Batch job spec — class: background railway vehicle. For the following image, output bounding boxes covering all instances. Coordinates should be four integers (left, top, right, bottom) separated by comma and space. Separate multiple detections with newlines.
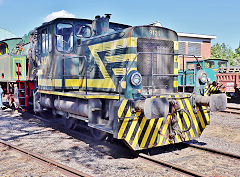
0, 14, 227, 150
178, 58, 228, 94
216, 66, 240, 100
0, 34, 37, 109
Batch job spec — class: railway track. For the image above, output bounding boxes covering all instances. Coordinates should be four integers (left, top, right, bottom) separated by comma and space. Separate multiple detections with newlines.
184, 143, 240, 159
222, 106, 240, 114
19, 111, 208, 176
0, 140, 92, 177
138, 153, 206, 177
2, 108, 240, 176
138, 142, 240, 177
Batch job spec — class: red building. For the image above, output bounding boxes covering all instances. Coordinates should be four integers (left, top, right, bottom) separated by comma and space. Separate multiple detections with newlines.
177, 32, 216, 70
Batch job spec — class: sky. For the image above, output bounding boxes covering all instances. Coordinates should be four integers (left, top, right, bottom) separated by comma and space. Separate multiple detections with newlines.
0, 0, 239, 49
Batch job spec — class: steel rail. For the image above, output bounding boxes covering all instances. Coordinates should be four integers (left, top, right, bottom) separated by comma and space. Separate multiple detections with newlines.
222, 106, 240, 114
138, 153, 207, 177
0, 140, 92, 177
226, 106, 240, 110
184, 143, 240, 159
29, 112, 207, 177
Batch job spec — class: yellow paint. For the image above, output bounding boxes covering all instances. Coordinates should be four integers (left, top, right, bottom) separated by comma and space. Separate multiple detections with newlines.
118, 106, 132, 139
53, 79, 62, 87
174, 41, 179, 50
13, 58, 25, 79
88, 45, 115, 89
112, 67, 137, 76
196, 106, 206, 129
183, 96, 201, 136
174, 80, 178, 87
202, 106, 210, 124
174, 68, 178, 75
65, 79, 114, 89
118, 99, 128, 118
148, 118, 164, 148
175, 95, 195, 138
37, 69, 43, 76
157, 115, 170, 146
105, 54, 136, 63
125, 112, 141, 142
87, 37, 137, 90
38, 79, 52, 86
38, 90, 119, 99
174, 95, 190, 140
131, 117, 147, 149
140, 119, 155, 148
176, 111, 189, 141
120, 81, 126, 89
174, 56, 178, 62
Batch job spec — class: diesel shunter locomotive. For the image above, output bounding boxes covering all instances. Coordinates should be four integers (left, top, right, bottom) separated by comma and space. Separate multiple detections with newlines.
0, 14, 227, 150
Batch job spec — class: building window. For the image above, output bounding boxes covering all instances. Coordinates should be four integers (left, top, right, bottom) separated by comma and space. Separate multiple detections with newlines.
188, 42, 201, 56
178, 42, 186, 55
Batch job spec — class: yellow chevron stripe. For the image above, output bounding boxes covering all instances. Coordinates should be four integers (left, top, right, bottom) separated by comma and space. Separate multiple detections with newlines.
202, 106, 210, 124
183, 97, 201, 136
105, 54, 136, 63
175, 95, 194, 138
174, 134, 181, 143
118, 99, 128, 118
140, 119, 155, 148
157, 115, 170, 146
125, 112, 141, 142
148, 118, 164, 148
165, 138, 170, 145
132, 117, 147, 149
196, 107, 206, 129
102, 37, 137, 51
118, 106, 132, 139
112, 67, 137, 76
176, 111, 189, 141
183, 97, 196, 137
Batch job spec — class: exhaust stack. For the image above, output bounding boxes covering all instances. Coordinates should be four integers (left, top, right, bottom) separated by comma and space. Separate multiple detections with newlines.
92, 14, 111, 36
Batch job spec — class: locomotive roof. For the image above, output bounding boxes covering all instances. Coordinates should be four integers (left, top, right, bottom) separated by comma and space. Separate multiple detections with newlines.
37, 17, 131, 30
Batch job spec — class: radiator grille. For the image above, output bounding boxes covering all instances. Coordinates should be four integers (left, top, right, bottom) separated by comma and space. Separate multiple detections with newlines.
137, 38, 174, 95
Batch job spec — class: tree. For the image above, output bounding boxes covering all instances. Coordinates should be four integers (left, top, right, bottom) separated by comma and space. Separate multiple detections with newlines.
210, 43, 240, 66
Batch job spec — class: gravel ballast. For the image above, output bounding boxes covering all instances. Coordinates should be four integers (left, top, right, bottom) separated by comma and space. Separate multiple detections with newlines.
0, 107, 239, 176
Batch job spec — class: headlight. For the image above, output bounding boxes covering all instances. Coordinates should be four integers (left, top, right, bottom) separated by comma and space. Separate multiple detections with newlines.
130, 72, 142, 86
199, 72, 208, 84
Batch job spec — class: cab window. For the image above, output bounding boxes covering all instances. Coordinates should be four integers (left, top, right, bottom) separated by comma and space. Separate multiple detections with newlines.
75, 24, 92, 38
204, 61, 215, 68
56, 23, 73, 52
0, 43, 7, 55
218, 61, 227, 67
41, 28, 50, 54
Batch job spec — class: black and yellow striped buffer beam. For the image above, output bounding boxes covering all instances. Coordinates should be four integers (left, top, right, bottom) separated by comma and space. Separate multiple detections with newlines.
115, 94, 210, 150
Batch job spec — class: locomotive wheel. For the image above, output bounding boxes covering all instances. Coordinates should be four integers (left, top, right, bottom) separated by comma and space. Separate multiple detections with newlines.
64, 117, 77, 130
90, 128, 107, 141
39, 110, 53, 119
